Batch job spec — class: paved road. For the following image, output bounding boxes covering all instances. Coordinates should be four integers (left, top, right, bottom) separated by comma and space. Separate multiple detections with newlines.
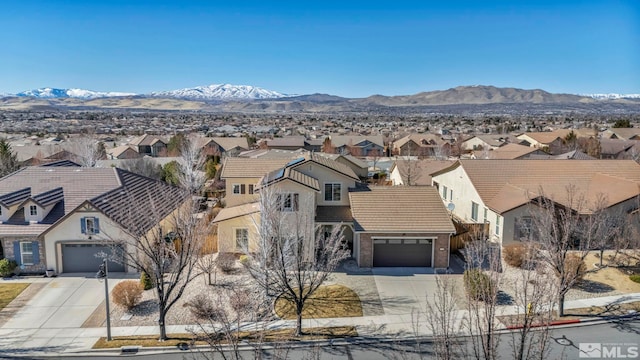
37, 318, 640, 360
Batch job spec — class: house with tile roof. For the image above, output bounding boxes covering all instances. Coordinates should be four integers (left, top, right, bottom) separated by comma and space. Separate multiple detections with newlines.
461, 134, 519, 152
129, 134, 167, 157
107, 145, 141, 160
392, 134, 451, 157
329, 135, 385, 157
602, 128, 640, 141
196, 137, 249, 157
389, 160, 455, 186
431, 159, 640, 246
215, 154, 455, 268
0, 165, 186, 274
350, 187, 455, 267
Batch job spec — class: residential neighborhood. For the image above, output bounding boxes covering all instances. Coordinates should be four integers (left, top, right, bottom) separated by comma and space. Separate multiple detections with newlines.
1, 123, 640, 358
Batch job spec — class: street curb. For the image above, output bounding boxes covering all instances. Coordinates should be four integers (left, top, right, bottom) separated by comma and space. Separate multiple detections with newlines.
504, 312, 639, 330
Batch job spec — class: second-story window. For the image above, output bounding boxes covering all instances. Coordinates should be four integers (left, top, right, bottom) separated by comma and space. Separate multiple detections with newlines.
248, 184, 254, 194
277, 193, 299, 212
442, 185, 448, 200
29, 205, 37, 216
324, 183, 341, 201
232, 184, 246, 195
471, 202, 479, 222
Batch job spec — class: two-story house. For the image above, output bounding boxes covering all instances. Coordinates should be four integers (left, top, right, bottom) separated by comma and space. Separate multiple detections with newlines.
215, 153, 456, 269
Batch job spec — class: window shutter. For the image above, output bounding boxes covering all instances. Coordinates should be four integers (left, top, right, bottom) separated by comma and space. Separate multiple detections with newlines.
94, 217, 100, 234
32, 241, 40, 264
80, 217, 86, 234
241, 184, 246, 194
13, 242, 21, 265
293, 194, 299, 211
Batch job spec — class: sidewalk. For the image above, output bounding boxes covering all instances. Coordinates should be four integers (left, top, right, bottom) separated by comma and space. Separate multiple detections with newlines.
1, 292, 638, 356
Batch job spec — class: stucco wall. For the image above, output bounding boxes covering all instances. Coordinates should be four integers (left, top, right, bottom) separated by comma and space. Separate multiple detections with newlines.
44, 210, 137, 273
224, 177, 261, 207
292, 162, 356, 206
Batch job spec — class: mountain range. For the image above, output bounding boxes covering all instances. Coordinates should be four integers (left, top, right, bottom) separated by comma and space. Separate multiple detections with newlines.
1, 84, 639, 113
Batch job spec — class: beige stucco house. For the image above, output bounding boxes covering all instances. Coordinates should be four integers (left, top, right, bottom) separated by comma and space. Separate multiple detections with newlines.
0, 164, 186, 274
215, 153, 456, 268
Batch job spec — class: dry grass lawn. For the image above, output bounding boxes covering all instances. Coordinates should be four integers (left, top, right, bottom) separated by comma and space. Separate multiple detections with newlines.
0, 283, 30, 310
274, 285, 363, 320
583, 252, 640, 293
92, 326, 357, 349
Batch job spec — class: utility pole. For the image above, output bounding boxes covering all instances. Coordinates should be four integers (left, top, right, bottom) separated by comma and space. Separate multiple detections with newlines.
97, 259, 112, 341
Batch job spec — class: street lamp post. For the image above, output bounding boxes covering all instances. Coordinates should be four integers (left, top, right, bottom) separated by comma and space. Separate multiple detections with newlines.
96, 259, 112, 341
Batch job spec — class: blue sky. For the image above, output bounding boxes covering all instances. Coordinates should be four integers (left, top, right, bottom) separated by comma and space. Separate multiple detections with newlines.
0, 0, 638, 97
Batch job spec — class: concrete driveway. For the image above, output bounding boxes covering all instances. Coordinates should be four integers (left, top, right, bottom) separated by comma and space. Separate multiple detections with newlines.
0, 274, 126, 354
372, 256, 465, 316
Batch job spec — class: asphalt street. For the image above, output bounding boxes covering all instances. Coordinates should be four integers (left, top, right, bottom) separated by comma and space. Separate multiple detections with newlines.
24, 317, 640, 360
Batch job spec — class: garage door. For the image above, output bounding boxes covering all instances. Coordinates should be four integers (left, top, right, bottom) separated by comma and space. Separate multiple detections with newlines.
373, 239, 432, 267
62, 244, 125, 273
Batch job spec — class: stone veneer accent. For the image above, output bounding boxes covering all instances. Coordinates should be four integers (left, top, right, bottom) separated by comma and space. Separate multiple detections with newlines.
1, 237, 46, 274
358, 232, 451, 268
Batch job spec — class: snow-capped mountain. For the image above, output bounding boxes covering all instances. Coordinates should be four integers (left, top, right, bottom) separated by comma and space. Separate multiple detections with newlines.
15, 87, 135, 99
583, 93, 640, 100
150, 83, 287, 100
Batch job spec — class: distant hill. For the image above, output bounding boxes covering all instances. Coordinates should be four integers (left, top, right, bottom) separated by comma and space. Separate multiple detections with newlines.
1, 84, 639, 113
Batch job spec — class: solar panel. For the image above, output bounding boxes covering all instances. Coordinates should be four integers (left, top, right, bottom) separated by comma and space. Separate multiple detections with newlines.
285, 157, 305, 167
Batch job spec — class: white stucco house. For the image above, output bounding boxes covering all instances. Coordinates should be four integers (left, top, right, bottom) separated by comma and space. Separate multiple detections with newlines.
431, 159, 640, 246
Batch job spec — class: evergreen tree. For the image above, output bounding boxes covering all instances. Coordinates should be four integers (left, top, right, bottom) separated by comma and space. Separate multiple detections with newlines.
0, 138, 20, 177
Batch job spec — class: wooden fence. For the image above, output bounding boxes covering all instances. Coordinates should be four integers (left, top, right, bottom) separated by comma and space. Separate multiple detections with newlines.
450, 218, 489, 252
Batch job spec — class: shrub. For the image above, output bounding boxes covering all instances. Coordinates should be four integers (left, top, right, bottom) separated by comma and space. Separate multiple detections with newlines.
140, 272, 153, 290
503, 243, 538, 269
557, 254, 587, 284
216, 253, 236, 274
0, 259, 17, 277
185, 293, 221, 320
112, 281, 143, 310
629, 274, 640, 284
464, 269, 495, 302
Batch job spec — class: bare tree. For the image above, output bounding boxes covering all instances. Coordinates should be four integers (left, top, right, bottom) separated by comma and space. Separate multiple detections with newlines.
506, 251, 556, 360
187, 286, 267, 360
433, 143, 451, 161
178, 135, 206, 194
424, 275, 464, 360
243, 186, 350, 336
118, 157, 163, 180
396, 141, 423, 186
74, 131, 104, 167
462, 238, 503, 360
528, 185, 597, 316
105, 191, 206, 340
